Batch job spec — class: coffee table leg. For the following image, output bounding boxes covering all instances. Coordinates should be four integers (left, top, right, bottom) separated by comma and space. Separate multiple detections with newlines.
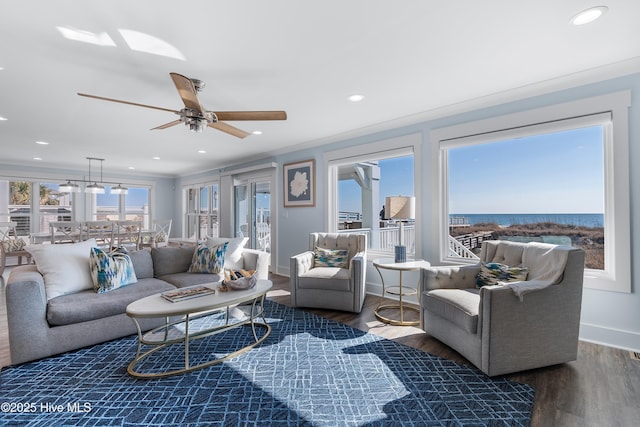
184, 314, 190, 370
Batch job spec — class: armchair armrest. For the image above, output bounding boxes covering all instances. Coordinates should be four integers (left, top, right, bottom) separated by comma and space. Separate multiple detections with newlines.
478, 277, 582, 375
290, 251, 315, 276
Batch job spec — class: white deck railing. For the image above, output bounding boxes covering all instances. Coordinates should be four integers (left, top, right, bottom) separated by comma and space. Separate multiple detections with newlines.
449, 235, 480, 260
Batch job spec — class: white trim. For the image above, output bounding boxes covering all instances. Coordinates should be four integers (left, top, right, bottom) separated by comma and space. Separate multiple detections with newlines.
431, 91, 631, 293
580, 322, 640, 352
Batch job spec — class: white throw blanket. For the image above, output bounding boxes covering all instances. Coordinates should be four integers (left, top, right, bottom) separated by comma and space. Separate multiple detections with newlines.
508, 242, 569, 301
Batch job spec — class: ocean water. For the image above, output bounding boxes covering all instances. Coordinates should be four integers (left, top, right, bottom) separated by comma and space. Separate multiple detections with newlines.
451, 213, 604, 228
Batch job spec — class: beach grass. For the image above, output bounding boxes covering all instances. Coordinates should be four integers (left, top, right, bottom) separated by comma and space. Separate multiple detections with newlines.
450, 222, 604, 270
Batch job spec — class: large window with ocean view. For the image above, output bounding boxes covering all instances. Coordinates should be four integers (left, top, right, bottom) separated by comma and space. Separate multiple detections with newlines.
447, 126, 605, 270
433, 91, 631, 293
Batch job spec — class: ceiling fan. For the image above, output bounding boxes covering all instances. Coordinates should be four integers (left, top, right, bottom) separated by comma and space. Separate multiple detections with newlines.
78, 72, 287, 138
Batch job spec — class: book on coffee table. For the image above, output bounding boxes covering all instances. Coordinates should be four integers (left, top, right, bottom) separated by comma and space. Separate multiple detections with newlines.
161, 285, 215, 303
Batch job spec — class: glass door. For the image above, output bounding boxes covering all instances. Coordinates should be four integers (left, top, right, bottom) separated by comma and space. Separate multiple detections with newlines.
234, 180, 271, 253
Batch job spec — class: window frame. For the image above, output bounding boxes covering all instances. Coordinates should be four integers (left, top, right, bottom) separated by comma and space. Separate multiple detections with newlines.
324, 132, 422, 258
431, 91, 631, 293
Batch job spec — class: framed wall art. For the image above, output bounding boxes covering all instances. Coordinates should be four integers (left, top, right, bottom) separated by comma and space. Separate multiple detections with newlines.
283, 159, 315, 207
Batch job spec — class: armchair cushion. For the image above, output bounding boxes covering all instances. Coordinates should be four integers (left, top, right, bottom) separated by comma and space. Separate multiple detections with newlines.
298, 267, 351, 291
313, 247, 349, 268
423, 288, 480, 333
475, 262, 529, 288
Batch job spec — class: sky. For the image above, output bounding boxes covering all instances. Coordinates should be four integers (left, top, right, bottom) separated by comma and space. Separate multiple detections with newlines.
338, 125, 604, 215
447, 125, 604, 214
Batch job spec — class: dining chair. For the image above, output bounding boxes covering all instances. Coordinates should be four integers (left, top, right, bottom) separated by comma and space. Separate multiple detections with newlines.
82, 221, 114, 250
112, 220, 142, 251
49, 221, 83, 244
0, 221, 31, 276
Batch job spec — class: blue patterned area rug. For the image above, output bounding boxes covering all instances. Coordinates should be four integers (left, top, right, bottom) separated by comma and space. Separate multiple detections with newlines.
0, 301, 534, 426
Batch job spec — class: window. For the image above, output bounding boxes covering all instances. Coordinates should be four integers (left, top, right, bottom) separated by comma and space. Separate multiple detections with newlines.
432, 91, 631, 292
326, 133, 420, 256
92, 186, 150, 226
184, 183, 219, 240
447, 124, 605, 269
1, 180, 71, 237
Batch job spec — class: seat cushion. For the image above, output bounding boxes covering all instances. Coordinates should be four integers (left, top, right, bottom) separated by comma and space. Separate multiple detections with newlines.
47, 278, 175, 326
423, 288, 480, 334
158, 272, 222, 288
298, 267, 351, 291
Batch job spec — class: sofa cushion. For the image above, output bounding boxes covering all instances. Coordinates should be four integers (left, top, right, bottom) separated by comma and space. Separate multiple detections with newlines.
26, 238, 97, 300
128, 248, 154, 279
298, 267, 351, 291
188, 243, 227, 274
206, 236, 248, 270
90, 247, 138, 293
46, 278, 175, 326
151, 246, 195, 277
423, 288, 480, 334
157, 272, 223, 288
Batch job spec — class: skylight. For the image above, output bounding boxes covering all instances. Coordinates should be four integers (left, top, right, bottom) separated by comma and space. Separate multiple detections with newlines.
56, 26, 116, 46
119, 29, 186, 61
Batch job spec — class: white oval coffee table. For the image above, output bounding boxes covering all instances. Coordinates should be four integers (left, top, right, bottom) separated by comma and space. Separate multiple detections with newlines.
126, 279, 272, 378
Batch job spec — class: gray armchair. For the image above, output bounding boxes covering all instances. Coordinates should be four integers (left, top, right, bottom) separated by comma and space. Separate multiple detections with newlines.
421, 240, 585, 376
290, 232, 367, 313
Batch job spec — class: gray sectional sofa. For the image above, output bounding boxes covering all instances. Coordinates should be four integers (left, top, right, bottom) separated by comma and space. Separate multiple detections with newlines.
5, 245, 269, 365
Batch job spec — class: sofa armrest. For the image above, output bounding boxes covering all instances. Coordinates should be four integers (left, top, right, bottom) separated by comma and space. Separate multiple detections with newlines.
5, 265, 51, 363
241, 248, 270, 280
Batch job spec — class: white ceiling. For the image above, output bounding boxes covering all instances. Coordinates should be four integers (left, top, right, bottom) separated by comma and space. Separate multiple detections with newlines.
1, 1, 639, 178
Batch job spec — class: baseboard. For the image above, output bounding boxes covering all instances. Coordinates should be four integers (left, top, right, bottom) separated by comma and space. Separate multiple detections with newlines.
579, 322, 640, 353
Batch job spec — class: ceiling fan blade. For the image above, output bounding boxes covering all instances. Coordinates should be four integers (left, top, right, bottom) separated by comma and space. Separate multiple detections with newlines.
214, 111, 287, 121
151, 120, 182, 130
77, 93, 178, 113
209, 121, 250, 138
169, 72, 203, 114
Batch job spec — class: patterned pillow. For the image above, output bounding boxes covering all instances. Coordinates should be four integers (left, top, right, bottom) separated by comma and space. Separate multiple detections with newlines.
188, 243, 228, 274
314, 247, 349, 268
1, 237, 26, 253
476, 262, 529, 288
90, 247, 138, 293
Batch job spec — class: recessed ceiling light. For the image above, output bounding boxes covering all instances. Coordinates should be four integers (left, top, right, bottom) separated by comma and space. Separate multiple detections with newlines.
128, 166, 135, 170
33, 157, 43, 161
252, 130, 263, 135
570, 6, 608, 25
35, 141, 49, 145
152, 156, 160, 160
348, 94, 365, 102
197, 150, 207, 154
0, 116, 7, 121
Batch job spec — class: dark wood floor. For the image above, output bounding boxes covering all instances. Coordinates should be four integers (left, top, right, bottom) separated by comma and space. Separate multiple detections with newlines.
2, 270, 639, 426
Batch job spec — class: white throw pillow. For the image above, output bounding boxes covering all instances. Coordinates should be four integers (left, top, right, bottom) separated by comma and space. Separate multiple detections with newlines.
205, 236, 248, 271
26, 238, 97, 300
